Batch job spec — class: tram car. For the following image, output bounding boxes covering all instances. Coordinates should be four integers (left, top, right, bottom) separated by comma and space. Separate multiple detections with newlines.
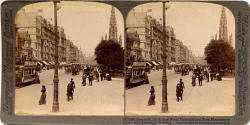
16, 61, 40, 87
126, 62, 149, 88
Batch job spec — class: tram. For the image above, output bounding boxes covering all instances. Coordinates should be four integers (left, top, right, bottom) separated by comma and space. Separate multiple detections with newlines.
16, 61, 40, 87
126, 62, 149, 88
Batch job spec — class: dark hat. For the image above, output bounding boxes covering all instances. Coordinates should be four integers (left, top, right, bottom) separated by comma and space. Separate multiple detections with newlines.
180, 78, 182, 80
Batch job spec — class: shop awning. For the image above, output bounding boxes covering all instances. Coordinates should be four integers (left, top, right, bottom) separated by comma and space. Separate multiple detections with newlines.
156, 61, 162, 65
151, 61, 159, 66
37, 61, 43, 66
146, 62, 152, 67
42, 61, 50, 66
50, 62, 55, 65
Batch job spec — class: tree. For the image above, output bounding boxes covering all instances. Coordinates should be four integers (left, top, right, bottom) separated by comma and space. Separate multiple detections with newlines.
204, 39, 235, 71
95, 40, 124, 71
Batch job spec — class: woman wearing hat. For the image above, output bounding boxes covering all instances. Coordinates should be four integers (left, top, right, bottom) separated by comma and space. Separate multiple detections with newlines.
39, 85, 46, 105
148, 86, 156, 106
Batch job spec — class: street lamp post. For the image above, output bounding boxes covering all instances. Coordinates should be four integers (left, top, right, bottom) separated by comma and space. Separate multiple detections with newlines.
161, 2, 169, 113
52, 1, 60, 112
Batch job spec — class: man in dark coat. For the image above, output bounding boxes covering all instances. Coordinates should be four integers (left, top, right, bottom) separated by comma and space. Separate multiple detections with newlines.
106, 73, 112, 81
82, 74, 87, 86
206, 71, 210, 82
67, 82, 73, 101
179, 79, 185, 95
210, 70, 214, 81
192, 74, 196, 86
95, 71, 99, 82
100, 72, 103, 81
88, 74, 93, 86
69, 78, 75, 100
176, 83, 183, 102
198, 74, 203, 86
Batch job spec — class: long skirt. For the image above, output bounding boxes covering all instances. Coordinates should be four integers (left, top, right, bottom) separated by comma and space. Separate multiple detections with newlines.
148, 93, 155, 106
192, 79, 196, 86
39, 92, 46, 105
176, 91, 182, 101
82, 79, 86, 86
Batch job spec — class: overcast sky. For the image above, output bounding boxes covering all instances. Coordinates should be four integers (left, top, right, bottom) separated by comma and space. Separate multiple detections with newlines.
21, 2, 124, 57
133, 2, 235, 57
19, 2, 235, 57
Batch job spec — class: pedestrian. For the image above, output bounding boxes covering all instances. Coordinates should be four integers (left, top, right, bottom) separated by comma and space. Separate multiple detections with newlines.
216, 72, 222, 81
67, 82, 73, 101
88, 74, 93, 86
210, 70, 214, 81
198, 74, 203, 86
106, 72, 112, 81
100, 72, 103, 81
179, 79, 185, 95
148, 86, 155, 106
191, 74, 196, 86
206, 71, 210, 82
39, 85, 46, 105
176, 83, 183, 102
82, 74, 87, 86
70, 78, 75, 99
95, 71, 99, 82
103, 71, 106, 80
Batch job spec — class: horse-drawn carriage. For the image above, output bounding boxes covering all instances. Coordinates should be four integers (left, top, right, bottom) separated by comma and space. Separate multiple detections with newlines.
71, 63, 80, 75
180, 63, 191, 76
174, 64, 182, 74
64, 64, 72, 73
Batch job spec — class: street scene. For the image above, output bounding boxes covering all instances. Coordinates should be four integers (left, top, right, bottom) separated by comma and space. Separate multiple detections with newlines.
125, 2, 235, 116
15, 2, 124, 115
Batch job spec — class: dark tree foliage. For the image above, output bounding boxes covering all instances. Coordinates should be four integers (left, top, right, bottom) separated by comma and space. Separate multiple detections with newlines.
204, 39, 235, 70
95, 40, 124, 71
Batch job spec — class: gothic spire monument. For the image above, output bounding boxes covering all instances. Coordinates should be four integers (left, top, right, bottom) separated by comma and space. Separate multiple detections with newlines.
219, 7, 228, 42
109, 6, 118, 42
100, 6, 122, 47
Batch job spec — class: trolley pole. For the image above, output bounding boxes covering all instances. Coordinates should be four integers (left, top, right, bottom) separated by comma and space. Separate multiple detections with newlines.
161, 1, 169, 113
52, 1, 60, 112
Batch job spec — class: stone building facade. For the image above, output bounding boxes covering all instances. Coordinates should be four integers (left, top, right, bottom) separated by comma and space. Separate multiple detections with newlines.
15, 8, 84, 64
126, 10, 179, 64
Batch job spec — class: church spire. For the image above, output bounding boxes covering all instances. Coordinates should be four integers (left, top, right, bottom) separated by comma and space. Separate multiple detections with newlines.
109, 6, 118, 42
219, 7, 228, 42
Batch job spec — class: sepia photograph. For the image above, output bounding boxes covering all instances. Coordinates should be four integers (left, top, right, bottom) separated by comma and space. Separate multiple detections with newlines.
125, 2, 235, 116
15, 1, 124, 115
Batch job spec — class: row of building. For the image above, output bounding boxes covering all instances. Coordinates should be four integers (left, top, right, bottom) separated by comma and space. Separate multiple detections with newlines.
15, 8, 84, 65
126, 9, 196, 65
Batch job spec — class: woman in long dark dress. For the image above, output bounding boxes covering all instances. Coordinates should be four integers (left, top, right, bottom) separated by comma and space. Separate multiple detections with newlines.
148, 86, 155, 106
39, 85, 46, 105
82, 74, 87, 86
